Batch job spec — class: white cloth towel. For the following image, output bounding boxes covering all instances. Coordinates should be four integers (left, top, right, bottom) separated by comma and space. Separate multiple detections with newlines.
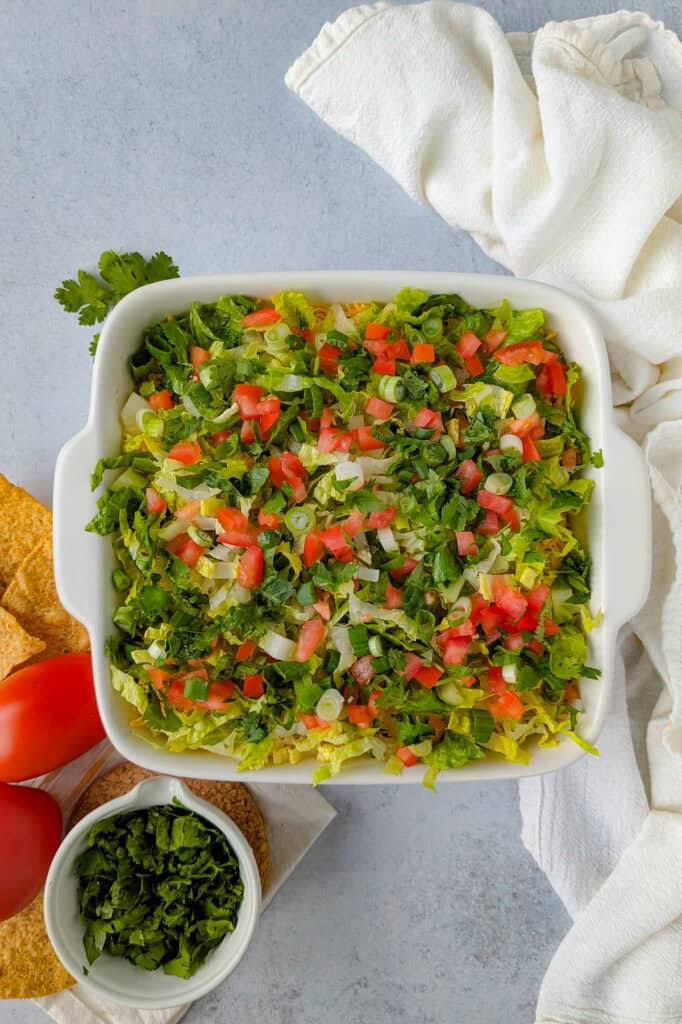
31, 743, 336, 1024
286, 5, 682, 1022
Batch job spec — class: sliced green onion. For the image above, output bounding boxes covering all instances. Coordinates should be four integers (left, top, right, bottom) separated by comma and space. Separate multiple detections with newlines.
378, 376, 405, 402
512, 394, 536, 419
316, 688, 344, 722
265, 323, 292, 344
450, 596, 472, 624
436, 681, 462, 706
187, 524, 214, 547
285, 506, 315, 535
429, 364, 457, 393
421, 316, 443, 340
500, 433, 523, 454
368, 635, 383, 657
409, 739, 432, 758
484, 472, 512, 495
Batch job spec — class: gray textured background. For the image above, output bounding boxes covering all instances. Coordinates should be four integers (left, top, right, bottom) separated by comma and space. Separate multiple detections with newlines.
1, 2, 678, 1022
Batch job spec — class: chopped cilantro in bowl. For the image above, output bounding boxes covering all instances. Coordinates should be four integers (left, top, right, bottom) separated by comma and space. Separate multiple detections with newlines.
87, 287, 601, 787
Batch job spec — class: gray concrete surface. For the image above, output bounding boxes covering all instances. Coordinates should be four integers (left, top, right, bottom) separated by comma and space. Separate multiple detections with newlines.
2, 2, 679, 1021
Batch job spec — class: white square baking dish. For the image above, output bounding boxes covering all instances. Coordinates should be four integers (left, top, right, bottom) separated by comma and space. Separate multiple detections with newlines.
53, 272, 651, 784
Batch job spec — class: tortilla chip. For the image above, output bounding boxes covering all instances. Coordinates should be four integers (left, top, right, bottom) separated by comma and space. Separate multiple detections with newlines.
0, 892, 74, 998
0, 606, 46, 680
0, 475, 51, 595
70, 764, 269, 888
1, 537, 89, 658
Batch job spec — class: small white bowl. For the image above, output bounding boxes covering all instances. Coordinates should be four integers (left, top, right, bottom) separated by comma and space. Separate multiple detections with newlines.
44, 775, 261, 1010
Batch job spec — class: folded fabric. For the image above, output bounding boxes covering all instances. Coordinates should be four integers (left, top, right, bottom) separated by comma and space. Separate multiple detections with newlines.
286, 5, 682, 1022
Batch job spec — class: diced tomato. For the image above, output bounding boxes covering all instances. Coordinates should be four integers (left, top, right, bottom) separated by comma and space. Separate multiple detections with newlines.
303, 531, 324, 567
389, 557, 419, 578
190, 345, 210, 369
411, 343, 435, 364
509, 411, 542, 437
483, 329, 507, 352
233, 383, 264, 419
501, 506, 521, 531
145, 487, 166, 515
211, 430, 231, 446
384, 583, 403, 609
168, 440, 201, 465
372, 356, 396, 375
236, 640, 257, 662
258, 508, 279, 530
415, 665, 443, 689
300, 713, 330, 731
464, 354, 484, 377
218, 527, 260, 547
479, 605, 505, 637
242, 307, 280, 328
176, 499, 200, 522
240, 420, 256, 444
456, 531, 477, 556
318, 343, 341, 375
529, 638, 545, 657
167, 679, 198, 713
413, 408, 443, 435
456, 331, 481, 358
350, 655, 375, 685
492, 577, 528, 620
516, 611, 539, 632
364, 338, 390, 358
543, 619, 560, 636
268, 455, 285, 487
238, 545, 264, 589
486, 666, 506, 694
295, 618, 326, 662
318, 427, 344, 453
468, 593, 489, 624
367, 690, 382, 717
385, 339, 411, 361
489, 691, 524, 720
367, 507, 396, 530
495, 341, 557, 366
442, 637, 470, 665
477, 509, 499, 535
522, 435, 541, 463
255, 396, 281, 435
549, 361, 567, 396
477, 489, 513, 515
217, 507, 248, 531
456, 459, 483, 494
365, 322, 390, 341
147, 667, 171, 689
243, 673, 264, 698
536, 365, 552, 395
562, 447, 577, 470
355, 425, 386, 451
167, 534, 203, 568
149, 389, 174, 410
440, 618, 476, 640
196, 680, 235, 711
527, 584, 550, 611
347, 704, 372, 728
396, 746, 419, 767
313, 600, 331, 621
564, 682, 581, 701
344, 507, 365, 538
320, 407, 334, 430
320, 525, 352, 561
504, 632, 524, 652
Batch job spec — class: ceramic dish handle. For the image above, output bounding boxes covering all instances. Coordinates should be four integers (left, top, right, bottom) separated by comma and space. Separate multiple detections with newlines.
603, 426, 652, 626
53, 427, 99, 630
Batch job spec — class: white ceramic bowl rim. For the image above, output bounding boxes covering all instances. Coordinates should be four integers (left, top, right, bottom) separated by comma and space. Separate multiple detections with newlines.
44, 775, 261, 1010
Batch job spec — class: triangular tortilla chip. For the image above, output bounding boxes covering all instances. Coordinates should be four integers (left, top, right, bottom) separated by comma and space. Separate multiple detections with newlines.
0, 606, 45, 680
0, 475, 51, 594
1, 537, 89, 657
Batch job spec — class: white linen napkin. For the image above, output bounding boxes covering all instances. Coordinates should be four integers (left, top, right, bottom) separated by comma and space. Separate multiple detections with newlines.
286, 5, 682, 1021
31, 742, 336, 1024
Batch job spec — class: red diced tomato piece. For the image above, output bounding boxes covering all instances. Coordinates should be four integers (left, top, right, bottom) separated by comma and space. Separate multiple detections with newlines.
211, 430, 231, 445
145, 487, 166, 515
344, 507, 365, 538
233, 383, 264, 418
529, 638, 545, 657
258, 508, 279, 530
456, 531, 477, 556
355, 426, 386, 451
527, 584, 550, 611
268, 456, 285, 487
468, 593, 489, 624
549, 361, 567, 396
372, 356, 396, 375
504, 632, 524, 651
564, 682, 581, 701
218, 527, 260, 547
281, 452, 305, 481
196, 680, 235, 710
456, 331, 481, 358
242, 307, 281, 328
443, 637, 470, 665
516, 611, 540, 632
494, 341, 556, 366
368, 690, 382, 717
477, 489, 513, 515
366, 507, 396, 530
509, 411, 542, 437
396, 746, 419, 767
402, 653, 424, 681
303, 531, 325, 567
149, 389, 174, 410
300, 713, 330, 730
175, 499, 200, 522
255, 396, 281, 434
295, 618, 326, 662
167, 679, 198, 712
492, 577, 528, 620
243, 673, 264, 698
385, 339, 411, 361
318, 344, 341, 375
489, 691, 524, 720
320, 525, 352, 560
350, 655, 375, 685
543, 619, 560, 636
486, 666, 506, 693
456, 459, 483, 494
216, 507, 248, 531
147, 666, 171, 689
167, 534, 203, 568
389, 557, 420, 578
384, 583, 403, 609
190, 345, 210, 369
479, 606, 505, 637
522, 435, 541, 463
347, 704, 372, 728
501, 506, 521, 531
365, 396, 394, 420
320, 407, 334, 430
477, 509, 499, 535
236, 640, 257, 662
464, 354, 484, 377
313, 600, 331, 621
365, 322, 390, 341
240, 420, 256, 443
168, 441, 201, 465
483, 329, 507, 352
413, 408, 444, 436
411, 343, 435, 364
415, 665, 443, 689
238, 545, 264, 589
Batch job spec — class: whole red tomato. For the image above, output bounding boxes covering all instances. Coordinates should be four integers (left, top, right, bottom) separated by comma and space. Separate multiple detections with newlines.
0, 783, 62, 920
0, 652, 105, 782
